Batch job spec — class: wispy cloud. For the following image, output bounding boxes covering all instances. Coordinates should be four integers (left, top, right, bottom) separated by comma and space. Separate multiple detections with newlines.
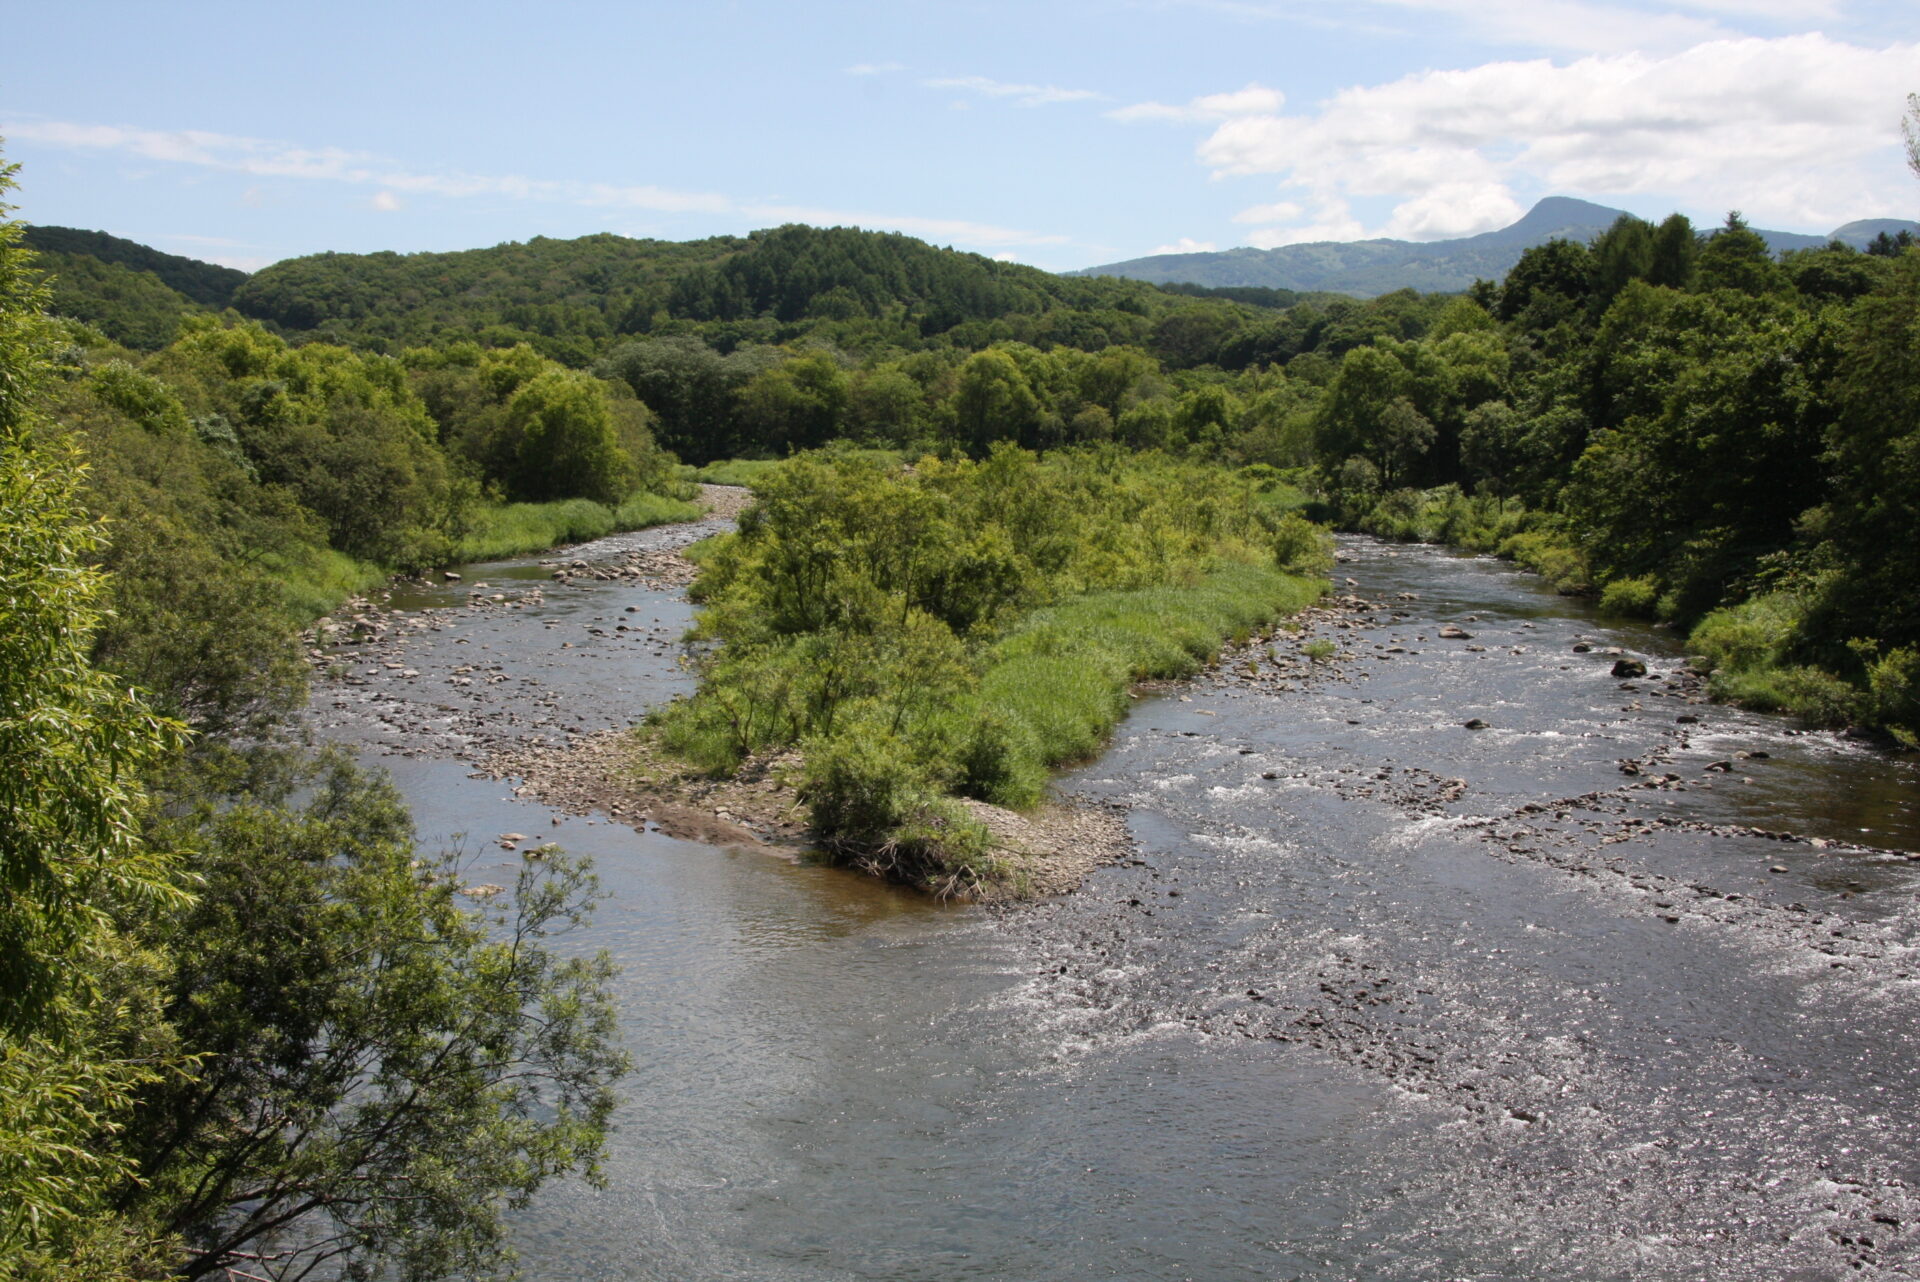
1, 116, 1069, 249
1110, 84, 1284, 124
924, 75, 1104, 106
1139, 0, 1844, 55
845, 61, 905, 76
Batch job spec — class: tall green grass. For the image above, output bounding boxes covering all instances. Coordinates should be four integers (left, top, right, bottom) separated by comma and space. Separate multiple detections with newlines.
269, 546, 390, 623
455, 489, 702, 562
686, 450, 906, 489
953, 564, 1324, 806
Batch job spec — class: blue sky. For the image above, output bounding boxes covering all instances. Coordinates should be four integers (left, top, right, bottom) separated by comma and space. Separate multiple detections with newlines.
5, 0, 1918, 273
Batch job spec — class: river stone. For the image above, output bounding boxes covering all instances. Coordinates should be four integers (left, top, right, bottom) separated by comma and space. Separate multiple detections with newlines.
1463, 718, 1489, 729
1611, 658, 1648, 678
1439, 625, 1473, 639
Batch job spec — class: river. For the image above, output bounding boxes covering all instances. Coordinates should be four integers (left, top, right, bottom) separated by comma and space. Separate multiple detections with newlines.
308, 522, 1920, 1281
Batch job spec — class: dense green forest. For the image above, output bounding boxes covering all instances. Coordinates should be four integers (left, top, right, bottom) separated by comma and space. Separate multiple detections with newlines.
22, 181, 1920, 753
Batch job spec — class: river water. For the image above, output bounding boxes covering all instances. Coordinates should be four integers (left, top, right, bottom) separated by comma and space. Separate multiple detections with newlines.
309, 526, 1920, 1281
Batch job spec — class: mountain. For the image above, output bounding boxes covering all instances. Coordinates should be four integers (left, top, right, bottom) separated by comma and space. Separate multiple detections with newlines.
1073, 198, 1920, 296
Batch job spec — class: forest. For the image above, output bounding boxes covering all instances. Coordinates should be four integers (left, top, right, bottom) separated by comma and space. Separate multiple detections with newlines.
4, 119, 1919, 1277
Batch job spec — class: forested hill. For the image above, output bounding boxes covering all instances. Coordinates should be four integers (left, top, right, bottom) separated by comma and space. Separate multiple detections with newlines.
230, 231, 743, 361
23, 224, 247, 305
23, 224, 252, 348
33, 220, 1318, 366
1074, 196, 1920, 295
227, 223, 1238, 361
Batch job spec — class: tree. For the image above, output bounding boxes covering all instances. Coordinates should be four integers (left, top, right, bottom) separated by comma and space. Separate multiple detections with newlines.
129, 758, 628, 1282
950, 348, 1042, 455
498, 368, 632, 503
1694, 212, 1785, 296
0, 141, 189, 1280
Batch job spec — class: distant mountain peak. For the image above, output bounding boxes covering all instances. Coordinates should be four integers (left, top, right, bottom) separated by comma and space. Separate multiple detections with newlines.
1071, 198, 1919, 297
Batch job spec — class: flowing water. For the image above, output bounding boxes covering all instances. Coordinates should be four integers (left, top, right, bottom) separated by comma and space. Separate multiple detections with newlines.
310, 527, 1920, 1281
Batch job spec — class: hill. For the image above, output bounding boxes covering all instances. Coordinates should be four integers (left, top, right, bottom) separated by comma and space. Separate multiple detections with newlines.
23, 225, 247, 307
221, 223, 1202, 362
1073, 197, 1920, 296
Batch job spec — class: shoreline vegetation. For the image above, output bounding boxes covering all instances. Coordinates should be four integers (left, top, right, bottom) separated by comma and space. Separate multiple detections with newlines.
1330, 483, 1919, 747
636, 447, 1330, 898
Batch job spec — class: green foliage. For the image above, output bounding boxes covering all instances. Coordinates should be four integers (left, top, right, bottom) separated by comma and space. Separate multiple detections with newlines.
497, 368, 633, 503
1598, 574, 1661, 618
655, 448, 1325, 887
29, 251, 206, 350
1862, 644, 1920, 746
455, 489, 703, 562
22, 226, 246, 309
1690, 588, 1812, 674
131, 756, 628, 1282
1271, 511, 1334, 575
4, 155, 636, 1282
0, 166, 191, 1279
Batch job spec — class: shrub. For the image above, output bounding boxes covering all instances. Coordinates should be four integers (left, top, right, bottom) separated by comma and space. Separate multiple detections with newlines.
1689, 590, 1806, 672
1598, 575, 1661, 618
1710, 664, 1861, 726
1863, 644, 1920, 746
1272, 512, 1334, 576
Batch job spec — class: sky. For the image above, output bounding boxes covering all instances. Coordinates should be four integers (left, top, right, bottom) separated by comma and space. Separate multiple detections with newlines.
4, 0, 1918, 274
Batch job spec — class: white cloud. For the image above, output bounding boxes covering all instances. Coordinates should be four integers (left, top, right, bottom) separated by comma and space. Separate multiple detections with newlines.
1231, 201, 1303, 224
1150, 237, 1219, 254
1245, 200, 1369, 247
923, 75, 1104, 107
845, 61, 905, 75
1381, 183, 1526, 239
1110, 83, 1283, 124
1, 115, 1071, 251
1195, 34, 1920, 242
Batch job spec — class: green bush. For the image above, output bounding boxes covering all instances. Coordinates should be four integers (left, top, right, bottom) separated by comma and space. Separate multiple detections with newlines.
1272, 512, 1334, 575
1863, 644, 1920, 746
652, 449, 1328, 893
1598, 574, 1661, 618
1709, 664, 1861, 726
1689, 589, 1807, 672
800, 719, 998, 896
1498, 530, 1591, 594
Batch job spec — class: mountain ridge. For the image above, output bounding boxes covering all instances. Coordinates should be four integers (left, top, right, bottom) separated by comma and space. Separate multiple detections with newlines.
1072, 198, 1920, 297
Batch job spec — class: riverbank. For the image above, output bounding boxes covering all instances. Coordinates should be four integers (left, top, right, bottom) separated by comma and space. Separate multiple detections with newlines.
478, 730, 1136, 902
